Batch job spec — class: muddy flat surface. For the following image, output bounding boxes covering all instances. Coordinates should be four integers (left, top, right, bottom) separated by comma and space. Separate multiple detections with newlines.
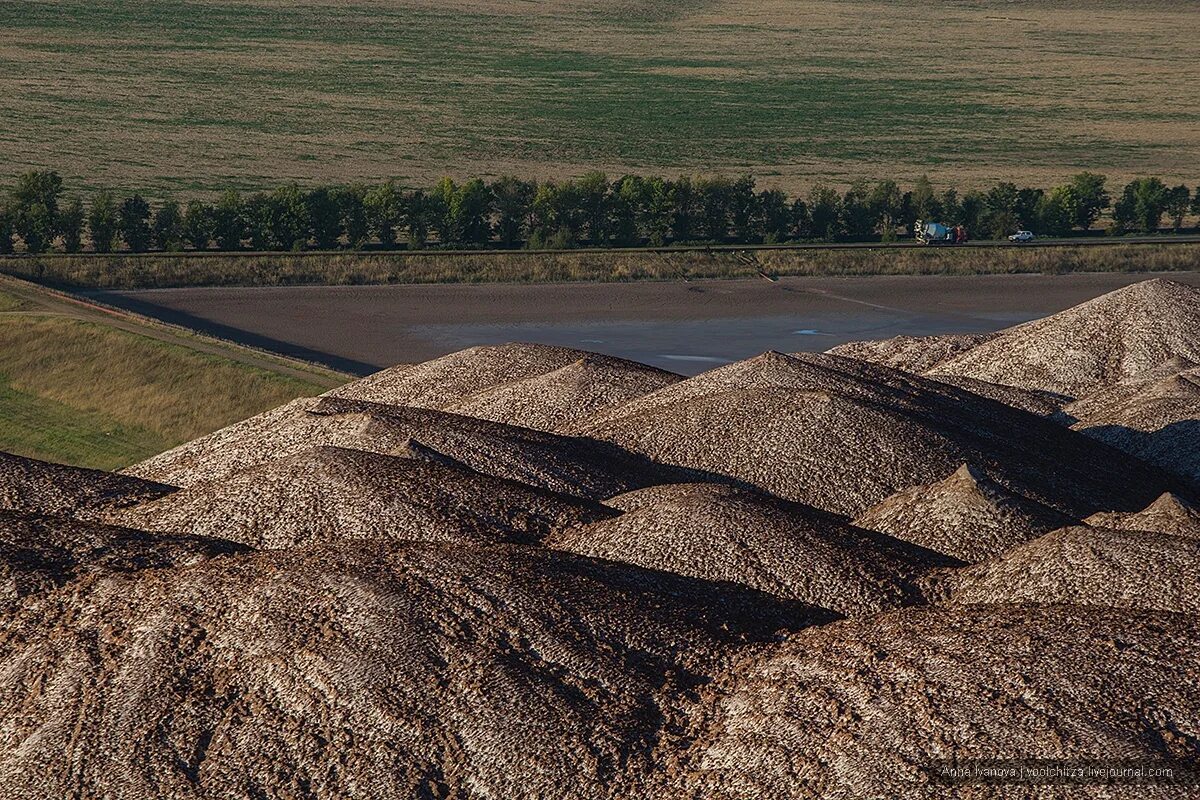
95, 272, 1200, 375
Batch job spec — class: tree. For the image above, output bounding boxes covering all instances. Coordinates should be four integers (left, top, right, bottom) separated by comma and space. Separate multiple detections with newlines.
305, 186, 342, 249
118, 195, 152, 252
696, 176, 732, 241
11, 170, 62, 253
0, 202, 14, 254
337, 185, 370, 248
1035, 186, 1076, 237
152, 200, 184, 251
728, 175, 759, 243
183, 200, 216, 250
213, 191, 245, 251
243, 193, 273, 250
57, 197, 85, 253
839, 181, 873, 240
790, 198, 812, 240
1192, 186, 1200, 222
1164, 185, 1191, 232
451, 178, 493, 246
757, 189, 790, 243
984, 182, 1019, 239
1068, 172, 1110, 230
429, 178, 456, 245
1113, 177, 1168, 233
940, 188, 961, 225
364, 181, 404, 247
809, 185, 840, 241
611, 176, 646, 247
88, 191, 119, 253
911, 174, 941, 222
270, 185, 310, 250
641, 177, 673, 246
576, 171, 611, 246
405, 189, 430, 249
1014, 187, 1044, 231
959, 190, 986, 234
868, 179, 903, 240
669, 177, 699, 243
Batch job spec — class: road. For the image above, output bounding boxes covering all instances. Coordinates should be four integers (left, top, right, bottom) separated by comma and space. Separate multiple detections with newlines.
93, 270, 1200, 376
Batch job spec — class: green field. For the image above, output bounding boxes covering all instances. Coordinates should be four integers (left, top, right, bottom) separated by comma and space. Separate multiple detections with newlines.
1, 0, 1196, 196
0, 283, 340, 470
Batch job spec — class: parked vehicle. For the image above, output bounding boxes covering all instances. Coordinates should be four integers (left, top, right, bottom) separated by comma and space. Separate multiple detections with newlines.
915, 220, 968, 245
1009, 230, 1036, 242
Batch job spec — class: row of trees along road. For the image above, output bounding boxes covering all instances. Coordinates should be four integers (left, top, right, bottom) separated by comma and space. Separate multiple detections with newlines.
1, 171, 1197, 255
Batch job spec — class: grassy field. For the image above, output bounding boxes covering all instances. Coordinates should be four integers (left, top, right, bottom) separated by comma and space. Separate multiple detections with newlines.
0, 282, 340, 470
1, 0, 1196, 196
5, 244, 1199, 291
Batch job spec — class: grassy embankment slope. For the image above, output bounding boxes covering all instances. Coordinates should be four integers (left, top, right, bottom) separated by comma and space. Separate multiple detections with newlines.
0, 278, 345, 469
1, 0, 1196, 195
3, 243, 1199, 290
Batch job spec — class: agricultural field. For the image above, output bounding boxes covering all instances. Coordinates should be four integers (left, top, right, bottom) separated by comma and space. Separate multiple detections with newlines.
1, 0, 1197, 197
0, 277, 343, 469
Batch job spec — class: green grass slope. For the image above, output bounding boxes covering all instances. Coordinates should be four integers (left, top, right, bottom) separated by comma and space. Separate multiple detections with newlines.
0, 288, 330, 470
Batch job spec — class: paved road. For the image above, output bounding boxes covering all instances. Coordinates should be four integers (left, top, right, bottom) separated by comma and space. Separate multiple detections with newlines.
94, 271, 1200, 375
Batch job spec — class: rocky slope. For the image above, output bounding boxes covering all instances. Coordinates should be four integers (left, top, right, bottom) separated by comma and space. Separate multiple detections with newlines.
0, 541, 825, 800
853, 463, 1074, 563
1085, 492, 1200, 539
547, 483, 951, 617
111, 445, 617, 549
1064, 357, 1200, 486
943, 525, 1200, 613
0, 451, 175, 517
570, 351, 1171, 517
926, 279, 1200, 396
677, 604, 1200, 800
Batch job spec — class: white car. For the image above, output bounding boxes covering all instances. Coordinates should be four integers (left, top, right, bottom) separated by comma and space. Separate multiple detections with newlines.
1008, 230, 1035, 242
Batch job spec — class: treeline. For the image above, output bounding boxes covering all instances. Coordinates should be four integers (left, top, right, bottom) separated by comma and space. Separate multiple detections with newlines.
1, 171, 1197, 255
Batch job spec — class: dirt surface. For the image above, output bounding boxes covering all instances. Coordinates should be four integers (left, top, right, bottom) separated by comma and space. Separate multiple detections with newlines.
95, 271, 1200, 375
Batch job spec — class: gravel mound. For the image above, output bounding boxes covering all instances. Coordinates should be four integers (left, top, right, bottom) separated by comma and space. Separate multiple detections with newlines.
927, 279, 1200, 396
570, 351, 1170, 517
111, 445, 617, 548
0, 541, 828, 800
1086, 492, 1200, 539
1065, 358, 1200, 486
328, 343, 680, 430
0, 451, 175, 517
127, 396, 682, 499
548, 483, 950, 617
827, 331, 996, 373
943, 525, 1200, 613
677, 604, 1200, 800
0, 510, 246, 603
444, 355, 681, 432
853, 463, 1074, 563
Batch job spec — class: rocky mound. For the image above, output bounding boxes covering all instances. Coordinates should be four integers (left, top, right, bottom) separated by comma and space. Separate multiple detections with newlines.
676, 604, 1200, 800
547, 483, 952, 617
852, 463, 1074, 563
328, 343, 680, 430
1064, 358, 1200, 486
927, 279, 1200, 396
0, 510, 246, 603
126, 396, 683, 500
443, 355, 682, 432
942, 526, 1200, 613
925, 374, 1069, 417
0, 451, 175, 517
1085, 492, 1200, 539
112, 445, 617, 548
827, 332, 996, 373
0, 541, 829, 800
570, 351, 1170, 517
